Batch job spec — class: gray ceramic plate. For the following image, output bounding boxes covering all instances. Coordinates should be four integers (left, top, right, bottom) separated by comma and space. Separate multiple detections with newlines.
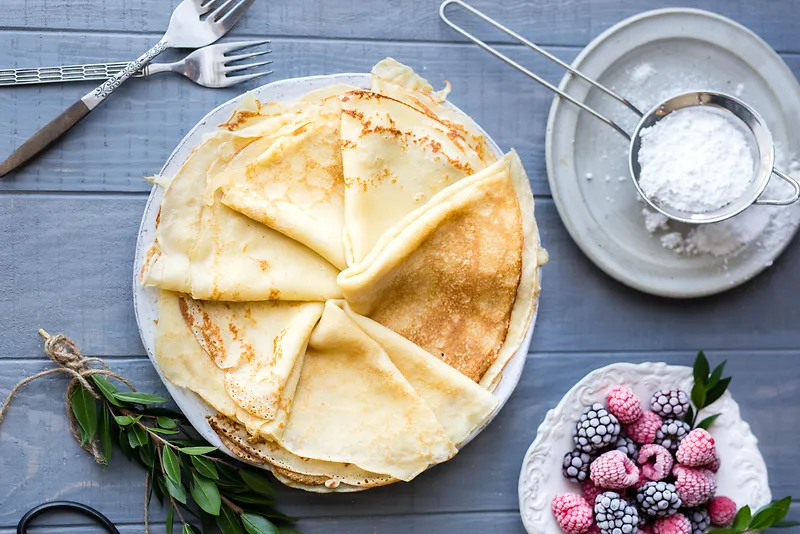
547, 8, 800, 298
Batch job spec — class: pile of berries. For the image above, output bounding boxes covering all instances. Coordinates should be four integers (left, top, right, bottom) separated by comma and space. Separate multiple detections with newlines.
551, 385, 736, 534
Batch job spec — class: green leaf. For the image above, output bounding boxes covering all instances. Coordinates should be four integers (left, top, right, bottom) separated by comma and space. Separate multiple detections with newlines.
750, 497, 792, 530
191, 455, 219, 480
733, 505, 751, 531
149, 427, 180, 435
112, 392, 168, 405
114, 414, 141, 426
166, 477, 187, 505
163, 446, 182, 485
694, 350, 710, 387
239, 469, 275, 495
217, 505, 245, 534
705, 377, 732, 406
191, 472, 221, 515
179, 445, 218, 456
139, 442, 155, 469
98, 407, 112, 466
707, 360, 728, 389
71, 385, 98, 445
158, 416, 178, 429
241, 514, 280, 534
90, 375, 125, 407
228, 493, 275, 505
117, 428, 134, 461
153, 473, 165, 505
127, 425, 149, 448
697, 413, 721, 431
166, 506, 174, 534
182, 524, 196, 534
691, 380, 707, 410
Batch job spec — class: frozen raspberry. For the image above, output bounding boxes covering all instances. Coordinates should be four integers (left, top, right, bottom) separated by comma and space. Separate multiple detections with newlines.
707, 452, 721, 473
638, 444, 674, 481
639, 524, 655, 534
625, 411, 663, 445
653, 513, 691, 534
552, 493, 593, 534
708, 496, 737, 526
672, 465, 717, 507
590, 450, 641, 490
607, 386, 643, 424
583, 479, 603, 507
676, 429, 716, 467
585, 525, 601, 534
633, 468, 649, 490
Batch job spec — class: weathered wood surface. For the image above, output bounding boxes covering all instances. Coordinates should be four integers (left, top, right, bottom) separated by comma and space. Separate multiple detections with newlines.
1, 0, 800, 532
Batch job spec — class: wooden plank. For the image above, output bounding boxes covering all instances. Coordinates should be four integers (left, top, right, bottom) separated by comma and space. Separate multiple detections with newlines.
0, 0, 798, 54
4, 194, 800, 359
0, 32, 576, 196
1, 351, 798, 528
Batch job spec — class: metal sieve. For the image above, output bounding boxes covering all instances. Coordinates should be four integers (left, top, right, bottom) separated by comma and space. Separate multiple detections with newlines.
440, 0, 800, 224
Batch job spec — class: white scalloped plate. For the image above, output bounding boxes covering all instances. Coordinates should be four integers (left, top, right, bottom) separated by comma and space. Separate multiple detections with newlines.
132, 73, 540, 486
518, 363, 770, 533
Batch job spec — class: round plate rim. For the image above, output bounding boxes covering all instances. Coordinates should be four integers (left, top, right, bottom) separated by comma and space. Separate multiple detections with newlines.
132, 72, 540, 479
545, 7, 800, 298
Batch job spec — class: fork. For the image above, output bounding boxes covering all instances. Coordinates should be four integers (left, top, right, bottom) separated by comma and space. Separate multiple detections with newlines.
0, 0, 254, 177
0, 41, 273, 89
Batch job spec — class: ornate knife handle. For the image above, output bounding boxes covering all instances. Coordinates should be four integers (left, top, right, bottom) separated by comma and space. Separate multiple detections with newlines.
0, 38, 170, 177
82, 39, 170, 110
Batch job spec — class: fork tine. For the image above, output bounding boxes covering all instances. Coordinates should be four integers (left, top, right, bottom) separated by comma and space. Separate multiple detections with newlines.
225, 50, 272, 63
215, 0, 255, 30
212, 39, 271, 54
223, 69, 273, 87
194, 0, 219, 16
225, 60, 273, 74
208, 0, 236, 19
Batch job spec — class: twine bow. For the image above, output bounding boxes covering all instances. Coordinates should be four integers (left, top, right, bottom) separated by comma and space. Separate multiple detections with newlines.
0, 329, 135, 462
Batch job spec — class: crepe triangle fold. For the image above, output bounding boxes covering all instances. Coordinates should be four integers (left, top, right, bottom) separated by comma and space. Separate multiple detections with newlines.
207, 91, 351, 270
141, 133, 342, 301
340, 88, 490, 265
338, 151, 542, 386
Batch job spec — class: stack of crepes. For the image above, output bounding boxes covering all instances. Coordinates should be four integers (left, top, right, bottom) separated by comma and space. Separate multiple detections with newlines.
141, 58, 548, 492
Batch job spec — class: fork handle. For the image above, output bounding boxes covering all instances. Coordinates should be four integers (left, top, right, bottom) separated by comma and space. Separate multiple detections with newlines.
0, 38, 170, 177
0, 63, 144, 86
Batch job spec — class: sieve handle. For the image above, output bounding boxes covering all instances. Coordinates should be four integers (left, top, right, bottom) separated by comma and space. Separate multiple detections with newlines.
439, 0, 642, 140
754, 168, 800, 206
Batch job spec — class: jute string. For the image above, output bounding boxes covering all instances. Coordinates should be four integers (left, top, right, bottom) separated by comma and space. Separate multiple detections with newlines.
0, 329, 149, 532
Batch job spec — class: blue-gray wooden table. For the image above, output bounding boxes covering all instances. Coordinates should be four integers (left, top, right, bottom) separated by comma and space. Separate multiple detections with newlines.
1, 1, 799, 532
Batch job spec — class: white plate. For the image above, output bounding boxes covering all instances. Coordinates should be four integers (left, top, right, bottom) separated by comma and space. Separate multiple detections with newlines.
133, 73, 539, 478
518, 362, 770, 533
547, 8, 800, 298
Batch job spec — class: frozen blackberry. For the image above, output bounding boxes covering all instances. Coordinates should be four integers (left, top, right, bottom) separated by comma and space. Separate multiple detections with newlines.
574, 403, 621, 453
654, 419, 690, 453
613, 433, 639, 459
636, 481, 682, 517
684, 506, 710, 534
563, 449, 593, 483
594, 491, 639, 534
650, 389, 689, 418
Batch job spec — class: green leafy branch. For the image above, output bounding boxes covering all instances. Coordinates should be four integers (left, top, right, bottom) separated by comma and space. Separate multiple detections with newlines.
710, 497, 800, 533
685, 351, 731, 429
72, 374, 299, 534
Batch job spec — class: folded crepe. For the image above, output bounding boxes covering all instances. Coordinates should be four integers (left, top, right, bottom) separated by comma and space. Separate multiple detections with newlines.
338, 151, 541, 386
207, 95, 348, 269
340, 89, 489, 265
277, 301, 456, 481
141, 133, 342, 301
370, 58, 496, 167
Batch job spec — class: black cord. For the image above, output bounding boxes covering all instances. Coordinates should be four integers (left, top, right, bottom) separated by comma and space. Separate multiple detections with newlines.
17, 501, 120, 534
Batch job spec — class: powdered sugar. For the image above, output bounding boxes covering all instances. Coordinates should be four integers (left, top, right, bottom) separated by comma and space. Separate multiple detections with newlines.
637, 107, 756, 212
